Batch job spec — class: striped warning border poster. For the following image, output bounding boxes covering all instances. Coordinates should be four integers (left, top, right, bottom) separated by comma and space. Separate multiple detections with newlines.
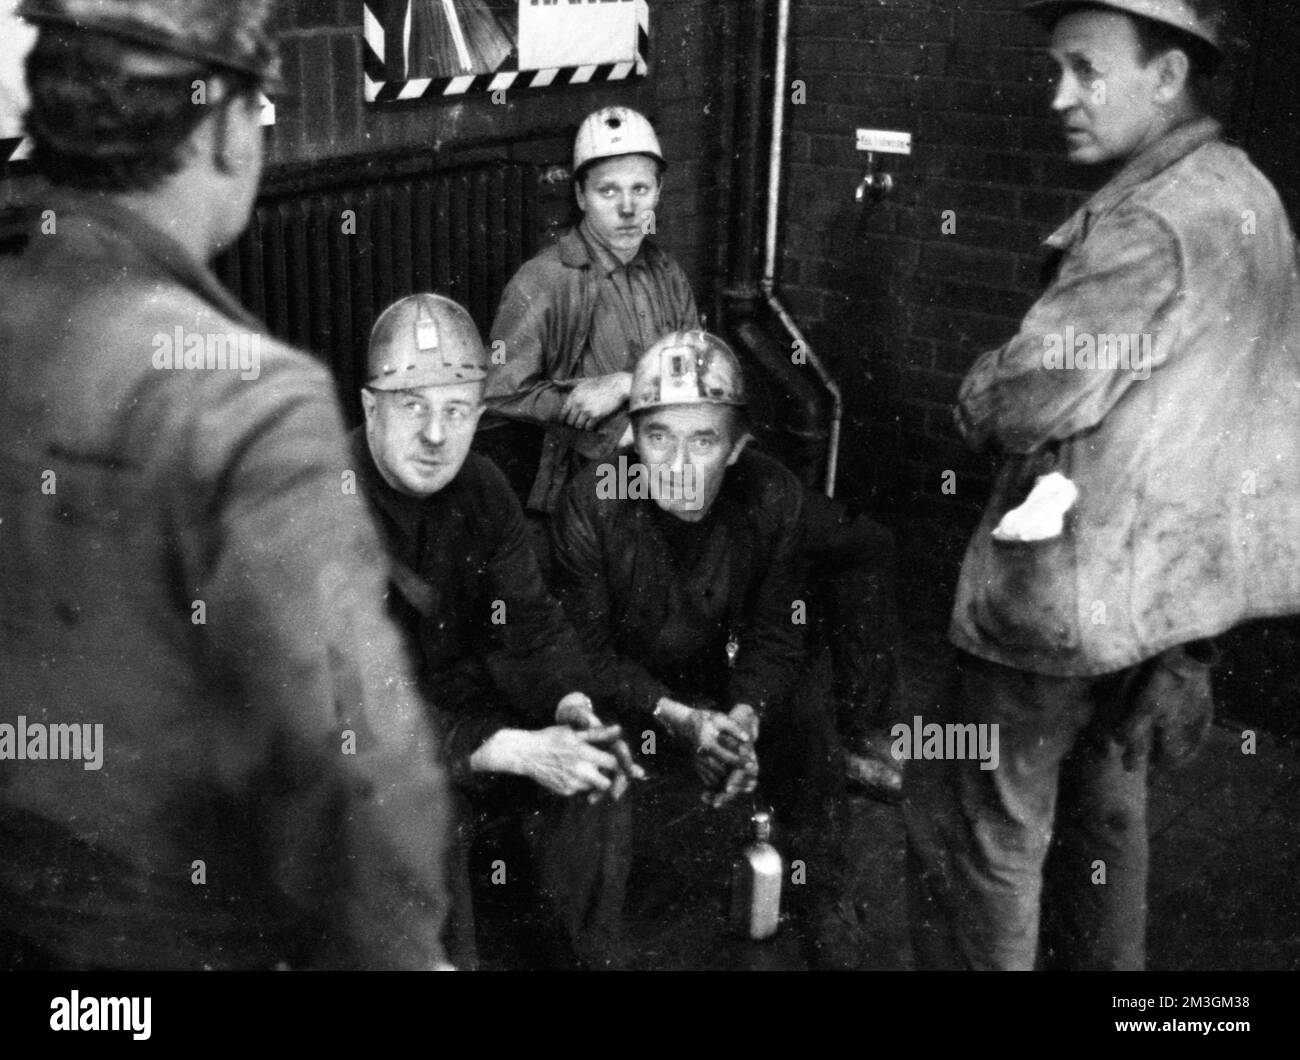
363, 0, 649, 102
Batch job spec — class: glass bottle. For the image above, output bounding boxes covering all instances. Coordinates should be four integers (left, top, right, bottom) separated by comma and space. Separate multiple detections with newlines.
730, 810, 782, 939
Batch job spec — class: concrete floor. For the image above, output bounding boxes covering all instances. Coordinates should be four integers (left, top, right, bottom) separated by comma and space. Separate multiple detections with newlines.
620, 602, 1300, 972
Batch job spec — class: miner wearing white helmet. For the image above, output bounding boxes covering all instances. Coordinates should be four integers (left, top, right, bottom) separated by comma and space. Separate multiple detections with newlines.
0, 0, 453, 970
907, 0, 1300, 970
482, 105, 697, 515
482, 106, 906, 806
549, 330, 860, 969
351, 293, 642, 970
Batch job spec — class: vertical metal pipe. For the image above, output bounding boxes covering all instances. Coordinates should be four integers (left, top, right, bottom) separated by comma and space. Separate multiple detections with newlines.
713, 0, 742, 327
761, 0, 842, 497
725, 0, 769, 294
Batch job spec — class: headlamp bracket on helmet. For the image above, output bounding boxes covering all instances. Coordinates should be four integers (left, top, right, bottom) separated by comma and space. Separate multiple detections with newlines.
629, 330, 748, 414
365, 294, 488, 391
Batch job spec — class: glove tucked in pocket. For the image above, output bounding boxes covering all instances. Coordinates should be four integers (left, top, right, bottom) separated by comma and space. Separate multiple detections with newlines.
967, 529, 1081, 655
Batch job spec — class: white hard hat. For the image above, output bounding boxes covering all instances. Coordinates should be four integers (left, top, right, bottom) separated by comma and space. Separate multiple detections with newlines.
1024, 0, 1225, 52
366, 294, 487, 391
573, 107, 665, 177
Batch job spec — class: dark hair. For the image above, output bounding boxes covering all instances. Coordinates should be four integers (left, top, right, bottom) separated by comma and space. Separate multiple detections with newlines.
24, 31, 259, 192
1130, 11, 1221, 109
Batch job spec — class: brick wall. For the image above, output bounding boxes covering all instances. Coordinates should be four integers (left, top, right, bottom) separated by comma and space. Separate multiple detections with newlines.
778, 0, 1259, 604
782, 1, 1101, 522
270, 0, 731, 298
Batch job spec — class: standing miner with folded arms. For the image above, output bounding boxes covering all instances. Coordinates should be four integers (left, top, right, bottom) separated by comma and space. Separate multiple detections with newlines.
349, 293, 642, 970
484, 105, 906, 803
550, 330, 862, 969
906, 0, 1300, 970
0, 0, 453, 970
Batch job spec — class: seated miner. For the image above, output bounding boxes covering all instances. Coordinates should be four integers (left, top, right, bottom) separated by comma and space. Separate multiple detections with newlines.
549, 329, 860, 968
349, 293, 642, 970
481, 105, 903, 801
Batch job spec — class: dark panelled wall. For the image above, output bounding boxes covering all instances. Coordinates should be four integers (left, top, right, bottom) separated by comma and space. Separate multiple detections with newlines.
268, 0, 729, 301
214, 161, 544, 425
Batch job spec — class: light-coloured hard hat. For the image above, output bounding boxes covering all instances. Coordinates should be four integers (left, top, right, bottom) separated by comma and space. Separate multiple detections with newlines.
573, 107, 665, 177
19, 0, 281, 81
629, 330, 747, 414
1024, 0, 1225, 52
366, 294, 488, 391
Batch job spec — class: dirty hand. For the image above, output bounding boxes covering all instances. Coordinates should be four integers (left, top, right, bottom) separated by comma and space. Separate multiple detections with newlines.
1120, 641, 1218, 772
555, 692, 646, 801
560, 372, 632, 431
682, 706, 753, 792
726, 703, 760, 746
687, 707, 755, 767
699, 704, 760, 808
704, 756, 759, 809
555, 691, 602, 729
513, 726, 622, 798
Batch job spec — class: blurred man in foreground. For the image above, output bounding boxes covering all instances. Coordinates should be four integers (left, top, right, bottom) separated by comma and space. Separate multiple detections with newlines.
0, 0, 452, 970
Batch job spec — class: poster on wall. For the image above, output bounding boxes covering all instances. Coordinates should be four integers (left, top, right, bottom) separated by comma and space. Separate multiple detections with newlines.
363, 0, 649, 102
0, 0, 38, 165
0, 0, 275, 169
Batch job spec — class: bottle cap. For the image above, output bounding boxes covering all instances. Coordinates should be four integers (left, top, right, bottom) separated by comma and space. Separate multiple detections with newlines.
752, 811, 771, 842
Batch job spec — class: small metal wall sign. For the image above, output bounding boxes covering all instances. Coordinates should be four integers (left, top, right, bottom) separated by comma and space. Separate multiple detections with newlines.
855, 129, 913, 155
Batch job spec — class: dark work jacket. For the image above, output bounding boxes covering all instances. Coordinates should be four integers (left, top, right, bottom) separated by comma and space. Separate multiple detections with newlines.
549, 447, 810, 723
484, 227, 700, 513
0, 195, 451, 971
348, 431, 593, 784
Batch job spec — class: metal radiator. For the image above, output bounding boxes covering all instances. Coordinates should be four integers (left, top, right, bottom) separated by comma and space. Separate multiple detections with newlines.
213, 159, 541, 422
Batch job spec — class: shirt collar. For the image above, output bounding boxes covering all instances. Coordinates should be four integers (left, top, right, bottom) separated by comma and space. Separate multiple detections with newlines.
1046, 115, 1223, 250
558, 221, 658, 275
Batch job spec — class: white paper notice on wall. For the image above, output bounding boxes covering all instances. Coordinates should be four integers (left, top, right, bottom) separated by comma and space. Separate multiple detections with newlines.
1, 0, 38, 151
517, 0, 639, 72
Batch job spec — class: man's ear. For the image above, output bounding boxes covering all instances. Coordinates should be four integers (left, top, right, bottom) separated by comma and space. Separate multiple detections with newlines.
360, 388, 378, 424
573, 177, 587, 214
725, 430, 752, 467
211, 83, 260, 176
1153, 48, 1191, 104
